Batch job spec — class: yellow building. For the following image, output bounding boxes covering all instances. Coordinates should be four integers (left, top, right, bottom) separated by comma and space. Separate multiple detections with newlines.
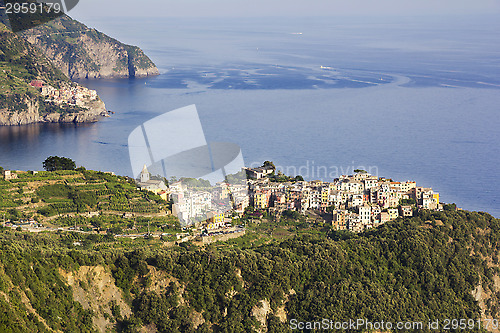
321, 187, 329, 206
208, 212, 225, 223
433, 193, 440, 204
333, 210, 347, 230
387, 208, 399, 220
206, 212, 226, 230
252, 191, 270, 209
157, 190, 170, 201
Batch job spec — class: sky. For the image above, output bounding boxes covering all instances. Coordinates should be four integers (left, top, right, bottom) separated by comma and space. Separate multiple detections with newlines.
69, 0, 500, 20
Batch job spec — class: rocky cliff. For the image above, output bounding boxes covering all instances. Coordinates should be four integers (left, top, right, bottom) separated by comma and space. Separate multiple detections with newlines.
0, 95, 106, 126
0, 23, 107, 125
21, 15, 159, 79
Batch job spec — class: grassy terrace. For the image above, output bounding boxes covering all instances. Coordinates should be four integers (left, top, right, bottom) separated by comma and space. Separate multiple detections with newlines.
0, 169, 179, 235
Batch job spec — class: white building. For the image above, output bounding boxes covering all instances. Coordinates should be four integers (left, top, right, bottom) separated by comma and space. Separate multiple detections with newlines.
137, 165, 167, 193
351, 194, 364, 207
2, 170, 17, 180
358, 205, 371, 226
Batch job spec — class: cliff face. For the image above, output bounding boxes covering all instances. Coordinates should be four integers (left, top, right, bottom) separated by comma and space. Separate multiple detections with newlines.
0, 95, 106, 126
21, 16, 159, 79
0, 24, 107, 125
0, 97, 41, 126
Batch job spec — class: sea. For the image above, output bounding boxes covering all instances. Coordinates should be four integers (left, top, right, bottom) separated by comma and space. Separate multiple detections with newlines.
0, 15, 499, 217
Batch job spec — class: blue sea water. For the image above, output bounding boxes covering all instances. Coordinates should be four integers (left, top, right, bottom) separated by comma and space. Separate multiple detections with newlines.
0, 16, 499, 217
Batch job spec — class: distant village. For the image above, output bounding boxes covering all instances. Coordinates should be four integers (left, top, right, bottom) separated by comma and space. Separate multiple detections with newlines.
30, 80, 98, 108
135, 162, 442, 233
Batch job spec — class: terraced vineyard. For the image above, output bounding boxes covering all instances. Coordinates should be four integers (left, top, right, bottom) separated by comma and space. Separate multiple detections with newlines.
0, 168, 178, 234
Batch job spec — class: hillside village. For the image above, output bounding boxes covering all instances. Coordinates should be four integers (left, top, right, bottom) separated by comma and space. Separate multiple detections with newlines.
135, 165, 248, 230
136, 162, 442, 233
1, 162, 442, 235
30, 79, 100, 109
247, 167, 440, 232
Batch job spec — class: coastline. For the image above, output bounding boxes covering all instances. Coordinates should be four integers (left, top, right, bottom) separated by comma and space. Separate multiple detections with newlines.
0, 97, 108, 126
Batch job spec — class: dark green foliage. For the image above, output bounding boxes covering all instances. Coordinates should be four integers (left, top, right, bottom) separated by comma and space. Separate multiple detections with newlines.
116, 210, 496, 332
0, 236, 97, 332
1, 198, 499, 332
400, 198, 417, 206
36, 183, 72, 198
225, 170, 247, 185
180, 177, 212, 188
263, 161, 275, 169
42, 156, 76, 171
132, 283, 184, 331
263, 161, 303, 183
282, 210, 300, 220
444, 203, 458, 211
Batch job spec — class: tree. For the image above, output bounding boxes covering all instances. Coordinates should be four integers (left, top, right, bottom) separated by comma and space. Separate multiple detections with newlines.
42, 156, 76, 171
282, 209, 300, 220
263, 161, 275, 169
400, 198, 416, 206
443, 203, 457, 211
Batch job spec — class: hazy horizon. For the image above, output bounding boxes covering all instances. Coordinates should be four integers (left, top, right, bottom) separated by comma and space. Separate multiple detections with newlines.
69, 0, 500, 21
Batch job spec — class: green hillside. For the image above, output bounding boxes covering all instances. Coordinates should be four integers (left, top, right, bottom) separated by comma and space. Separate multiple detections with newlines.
0, 22, 71, 113
1, 167, 499, 332
0, 168, 176, 234
0, 1, 158, 79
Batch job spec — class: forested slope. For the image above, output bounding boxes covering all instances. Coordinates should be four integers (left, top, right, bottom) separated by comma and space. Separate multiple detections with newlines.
1, 208, 499, 332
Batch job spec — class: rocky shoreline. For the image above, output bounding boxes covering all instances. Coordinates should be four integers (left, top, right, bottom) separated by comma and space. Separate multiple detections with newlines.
0, 96, 107, 126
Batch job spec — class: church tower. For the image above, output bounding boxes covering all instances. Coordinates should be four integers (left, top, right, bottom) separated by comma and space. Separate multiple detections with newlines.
140, 164, 150, 183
